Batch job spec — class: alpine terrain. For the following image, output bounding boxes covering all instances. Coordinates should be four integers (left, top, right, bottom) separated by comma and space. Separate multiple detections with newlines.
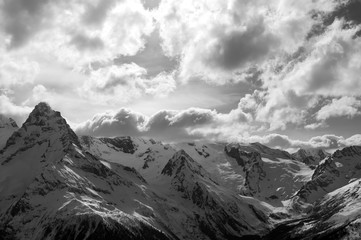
0, 102, 361, 239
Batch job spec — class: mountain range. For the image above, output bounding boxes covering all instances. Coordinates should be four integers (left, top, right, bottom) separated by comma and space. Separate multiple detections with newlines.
0, 102, 361, 239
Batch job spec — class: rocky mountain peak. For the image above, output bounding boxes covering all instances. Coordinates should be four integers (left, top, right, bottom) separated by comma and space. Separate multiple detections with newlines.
332, 145, 361, 158
24, 102, 61, 126
161, 149, 196, 176
1, 102, 81, 160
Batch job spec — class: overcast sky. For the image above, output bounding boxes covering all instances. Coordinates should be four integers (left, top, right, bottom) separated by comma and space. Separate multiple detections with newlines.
1, 0, 361, 150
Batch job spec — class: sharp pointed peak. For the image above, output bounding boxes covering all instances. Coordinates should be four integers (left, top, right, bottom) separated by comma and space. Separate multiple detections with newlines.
161, 149, 202, 177
1, 102, 81, 156
29, 102, 55, 116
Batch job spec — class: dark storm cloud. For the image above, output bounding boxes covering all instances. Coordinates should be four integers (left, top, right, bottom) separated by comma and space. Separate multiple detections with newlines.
2, 0, 50, 48
70, 33, 104, 51
206, 20, 279, 70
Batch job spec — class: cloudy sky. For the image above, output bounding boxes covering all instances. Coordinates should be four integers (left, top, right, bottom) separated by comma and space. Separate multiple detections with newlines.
1, 0, 361, 150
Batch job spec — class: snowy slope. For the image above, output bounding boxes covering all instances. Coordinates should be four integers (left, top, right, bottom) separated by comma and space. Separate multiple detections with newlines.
80, 136, 176, 182
0, 115, 18, 150
84, 137, 314, 208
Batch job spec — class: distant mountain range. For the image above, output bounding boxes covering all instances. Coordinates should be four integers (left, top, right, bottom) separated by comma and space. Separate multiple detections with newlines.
1, 102, 361, 239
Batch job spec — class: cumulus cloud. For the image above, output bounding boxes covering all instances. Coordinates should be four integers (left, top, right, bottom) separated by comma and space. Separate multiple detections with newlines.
1, 0, 361, 145
79, 63, 176, 105
75, 106, 252, 142
280, 20, 361, 97
75, 108, 146, 137
1, 0, 155, 66
155, 0, 338, 83
230, 17, 361, 131
0, 94, 32, 122
252, 133, 361, 150
339, 134, 361, 147
1, 0, 52, 49
143, 71, 176, 97
316, 96, 361, 121
0, 57, 39, 87
234, 89, 316, 131
22, 84, 52, 106
75, 106, 361, 150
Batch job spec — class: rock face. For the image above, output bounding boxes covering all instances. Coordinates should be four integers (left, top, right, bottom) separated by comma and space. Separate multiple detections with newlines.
0, 115, 19, 149
292, 148, 330, 168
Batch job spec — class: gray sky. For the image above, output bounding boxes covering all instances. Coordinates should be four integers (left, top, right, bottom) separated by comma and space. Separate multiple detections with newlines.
0, 0, 361, 150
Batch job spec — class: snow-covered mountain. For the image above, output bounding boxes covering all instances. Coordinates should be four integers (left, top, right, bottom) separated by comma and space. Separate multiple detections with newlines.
224, 143, 313, 207
0, 103, 273, 240
81, 138, 313, 208
1, 102, 361, 239
0, 115, 18, 149
0, 103, 175, 239
79, 135, 176, 182
156, 149, 271, 239
292, 146, 361, 210
264, 178, 361, 239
